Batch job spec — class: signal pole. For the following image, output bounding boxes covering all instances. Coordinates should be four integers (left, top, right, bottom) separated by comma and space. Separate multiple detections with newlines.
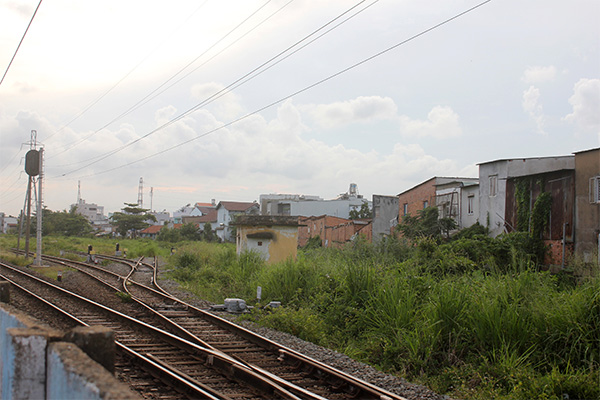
35, 147, 43, 267
22, 130, 44, 266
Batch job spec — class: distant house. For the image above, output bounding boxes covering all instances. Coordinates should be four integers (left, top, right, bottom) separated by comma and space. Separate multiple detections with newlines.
259, 183, 371, 219
182, 209, 218, 226
72, 199, 106, 223
573, 148, 600, 263
215, 201, 260, 242
139, 224, 163, 239
233, 215, 303, 264
435, 179, 479, 230
1, 213, 18, 234
397, 176, 479, 231
298, 215, 372, 248
139, 223, 182, 239
148, 211, 170, 226
371, 195, 399, 242
478, 155, 575, 264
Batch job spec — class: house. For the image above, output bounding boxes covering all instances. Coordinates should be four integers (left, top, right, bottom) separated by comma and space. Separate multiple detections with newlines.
298, 215, 348, 247
259, 183, 371, 219
397, 176, 479, 229
371, 195, 399, 242
182, 209, 218, 226
190, 201, 217, 216
573, 148, 600, 263
172, 204, 195, 223
215, 201, 260, 242
139, 224, 163, 239
139, 223, 182, 239
1, 213, 18, 234
72, 199, 108, 224
148, 211, 170, 226
298, 215, 372, 248
478, 155, 575, 264
435, 179, 479, 230
233, 215, 303, 264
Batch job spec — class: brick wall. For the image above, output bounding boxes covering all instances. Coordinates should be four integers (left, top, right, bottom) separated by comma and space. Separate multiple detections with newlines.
398, 178, 436, 219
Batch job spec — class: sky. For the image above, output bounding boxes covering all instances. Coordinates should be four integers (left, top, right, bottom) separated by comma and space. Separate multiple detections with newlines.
0, 0, 598, 217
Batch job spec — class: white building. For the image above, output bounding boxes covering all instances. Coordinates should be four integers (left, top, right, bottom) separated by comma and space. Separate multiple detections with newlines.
73, 199, 106, 223
260, 183, 370, 219
435, 179, 480, 230
215, 201, 260, 242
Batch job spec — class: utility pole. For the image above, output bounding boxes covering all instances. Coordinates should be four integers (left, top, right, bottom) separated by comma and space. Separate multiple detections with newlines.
22, 130, 43, 265
150, 187, 153, 211
35, 147, 43, 267
137, 177, 144, 207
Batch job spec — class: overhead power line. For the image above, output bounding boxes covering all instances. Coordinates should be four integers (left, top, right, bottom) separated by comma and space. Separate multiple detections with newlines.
61, 0, 493, 180
49, 0, 277, 159
56, 0, 374, 175
0, 0, 43, 87
44, 0, 212, 147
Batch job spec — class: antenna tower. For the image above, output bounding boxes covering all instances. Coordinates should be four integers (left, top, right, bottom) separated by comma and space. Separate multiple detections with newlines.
137, 177, 144, 207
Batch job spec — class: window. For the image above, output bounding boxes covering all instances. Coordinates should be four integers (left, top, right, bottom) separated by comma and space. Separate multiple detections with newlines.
403, 203, 408, 215
591, 176, 600, 204
489, 175, 498, 197
468, 195, 474, 215
423, 200, 428, 209
257, 241, 263, 246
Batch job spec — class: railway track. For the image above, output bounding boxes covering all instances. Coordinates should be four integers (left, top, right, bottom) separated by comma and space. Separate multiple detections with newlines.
4, 252, 407, 400
0, 260, 309, 400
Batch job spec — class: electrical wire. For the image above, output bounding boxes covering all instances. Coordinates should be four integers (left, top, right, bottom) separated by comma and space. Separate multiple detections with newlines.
0, 0, 43, 87
43, 0, 212, 147
63, 0, 494, 179
55, 0, 373, 175
48, 0, 274, 159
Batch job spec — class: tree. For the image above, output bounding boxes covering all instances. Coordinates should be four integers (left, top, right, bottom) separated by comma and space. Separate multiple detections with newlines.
397, 206, 457, 240
180, 223, 201, 241
201, 222, 217, 242
30, 207, 92, 236
349, 201, 373, 219
110, 203, 156, 238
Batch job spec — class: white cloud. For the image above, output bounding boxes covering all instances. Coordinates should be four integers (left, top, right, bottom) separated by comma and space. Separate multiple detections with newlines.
522, 86, 546, 135
190, 82, 245, 121
522, 66, 557, 84
563, 78, 600, 136
397, 106, 462, 139
303, 96, 397, 129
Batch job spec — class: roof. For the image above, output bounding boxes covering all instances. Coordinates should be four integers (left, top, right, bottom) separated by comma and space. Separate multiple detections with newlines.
476, 155, 574, 166
572, 147, 600, 155
140, 225, 163, 234
195, 202, 216, 208
197, 210, 218, 223
397, 177, 477, 196
217, 201, 258, 212
232, 215, 304, 227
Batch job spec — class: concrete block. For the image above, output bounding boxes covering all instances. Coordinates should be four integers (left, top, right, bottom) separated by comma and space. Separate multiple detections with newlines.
0, 281, 10, 303
4, 327, 50, 400
1, 304, 61, 400
47, 342, 140, 400
64, 326, 115, 374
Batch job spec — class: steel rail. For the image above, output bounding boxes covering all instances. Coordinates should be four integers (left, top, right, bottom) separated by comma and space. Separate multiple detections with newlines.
12, 251, 407, 400
0, 261, 304, 400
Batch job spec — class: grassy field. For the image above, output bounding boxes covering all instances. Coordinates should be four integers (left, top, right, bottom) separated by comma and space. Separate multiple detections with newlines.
1, 233, 598, 399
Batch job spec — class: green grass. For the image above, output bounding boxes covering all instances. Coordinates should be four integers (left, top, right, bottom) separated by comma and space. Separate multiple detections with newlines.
1, 232, 598, 399
160, 235, 599, 400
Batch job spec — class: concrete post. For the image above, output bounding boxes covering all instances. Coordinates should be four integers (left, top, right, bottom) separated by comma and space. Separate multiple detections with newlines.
64, 326, 115, 374
0, 281, 10, 304
3, 328, 51, 400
